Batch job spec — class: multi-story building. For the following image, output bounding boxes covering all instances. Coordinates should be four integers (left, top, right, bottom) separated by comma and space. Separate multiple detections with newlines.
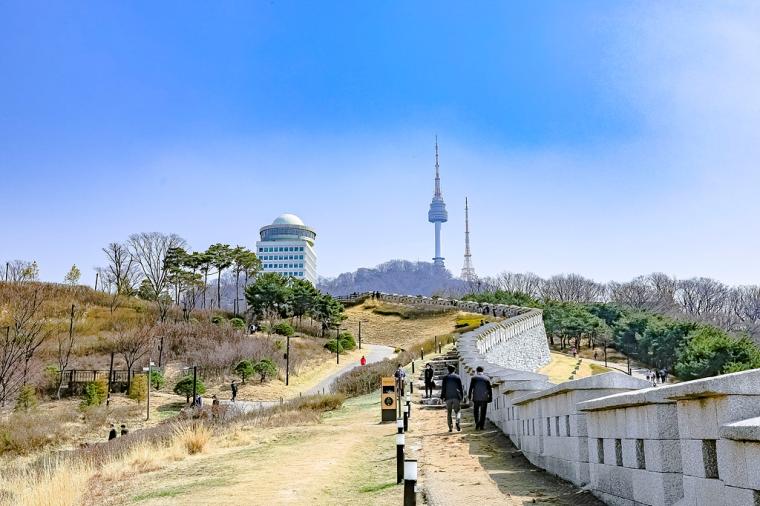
256, 213, 317, 284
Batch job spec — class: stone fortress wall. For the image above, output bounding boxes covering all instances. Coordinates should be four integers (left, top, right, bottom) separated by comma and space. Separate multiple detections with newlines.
343, 292, 760, 505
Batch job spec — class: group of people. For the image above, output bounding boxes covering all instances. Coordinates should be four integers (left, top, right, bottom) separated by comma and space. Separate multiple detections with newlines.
405, 362, 494, 432
107, 423, 129, 440
645, 368, 669, 386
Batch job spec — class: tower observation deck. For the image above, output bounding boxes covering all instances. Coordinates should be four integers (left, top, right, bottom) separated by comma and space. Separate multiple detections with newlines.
428, 137, 448, 268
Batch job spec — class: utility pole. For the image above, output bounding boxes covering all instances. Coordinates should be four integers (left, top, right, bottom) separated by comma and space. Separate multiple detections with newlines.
94, 271, 99, 291
192, 365, 198, 405
106, 351, 114, 406
285, 333, 290, 386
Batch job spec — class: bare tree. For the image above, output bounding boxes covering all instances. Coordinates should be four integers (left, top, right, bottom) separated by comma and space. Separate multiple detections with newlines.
112, 324, 154, 392
102, 242, 140, 295
0, 326, 25, 407
127, 233, 187, 298
610, 276, 659, 311
675, 277, 728, 317
541, 273, 606, 303
3, 260, 39, 283
494, 272, 543, 297
56, 304, 80, 399
647, 272, 678, 311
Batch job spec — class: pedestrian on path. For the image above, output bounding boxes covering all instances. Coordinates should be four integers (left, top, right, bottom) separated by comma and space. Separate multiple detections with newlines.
394, 364, 406, 396
231, 380, 238, 402
120, 424, 129, 436
440, 364, 463, 432
424, 363, 435, 399
468, 366, 493, 430
108, 424, 117, 441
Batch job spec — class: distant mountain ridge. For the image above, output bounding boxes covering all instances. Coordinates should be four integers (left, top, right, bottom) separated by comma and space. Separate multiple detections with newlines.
317, 259, 465, 297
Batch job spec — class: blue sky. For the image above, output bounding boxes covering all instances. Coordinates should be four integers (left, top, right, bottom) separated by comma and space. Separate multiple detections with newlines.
1, 1, 759, 285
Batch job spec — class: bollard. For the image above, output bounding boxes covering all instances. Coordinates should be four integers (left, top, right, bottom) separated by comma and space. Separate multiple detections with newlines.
411, 361, 415, 374
410, 380, 414, 394
397, 417, 404, 434
403, 404, 409, 432
403, 459, 418, 505
406, 393, 412, 419
396, 433, 405, 484
421, 349, 424, 360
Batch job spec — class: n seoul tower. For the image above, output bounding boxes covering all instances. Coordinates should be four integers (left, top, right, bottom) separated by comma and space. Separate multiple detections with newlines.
428, 136, 448, 268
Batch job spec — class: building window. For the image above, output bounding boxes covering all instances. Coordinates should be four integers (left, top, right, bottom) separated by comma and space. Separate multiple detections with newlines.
597, 439, 604, 464
565, 415, 570, 436
258, 248, 263, 252
615, 439, 623, 467
555, 416, 560, 436
547, 418, 551, 436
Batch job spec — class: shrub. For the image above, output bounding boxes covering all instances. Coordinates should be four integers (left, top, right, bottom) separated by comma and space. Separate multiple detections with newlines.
129, 375, 148, 404
253, 358, 277, 383
324, 332, 356, 353
173, 376, 206, 403
229, 317, 246, 330
234, 359, 254, 384
173, 423, 211, 455
292, 393, 345, 412
14, 385, 38, 412
81, 379, 108, 407
211, 315, 224, 325
273, 322, 294, 336
150, 370, 165, 390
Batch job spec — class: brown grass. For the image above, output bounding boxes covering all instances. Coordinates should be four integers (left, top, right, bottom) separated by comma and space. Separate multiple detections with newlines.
173, 423, 211, 455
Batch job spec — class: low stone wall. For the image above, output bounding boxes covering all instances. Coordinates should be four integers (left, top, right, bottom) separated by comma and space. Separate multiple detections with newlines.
454, 304, 760, 506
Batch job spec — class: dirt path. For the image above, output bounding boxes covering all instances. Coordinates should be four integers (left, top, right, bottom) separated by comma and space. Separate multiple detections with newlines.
406, 347, 603, 506
92, 395, 411, 506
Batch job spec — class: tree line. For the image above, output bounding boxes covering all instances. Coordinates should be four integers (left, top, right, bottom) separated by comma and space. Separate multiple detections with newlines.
465, 279, 760, 380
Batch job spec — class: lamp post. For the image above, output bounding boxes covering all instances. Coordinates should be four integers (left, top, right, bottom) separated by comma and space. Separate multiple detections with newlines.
285, 333, 291, 386
335, 326, 343, 365
358, 320, 362, 350
142, 361, 155, 421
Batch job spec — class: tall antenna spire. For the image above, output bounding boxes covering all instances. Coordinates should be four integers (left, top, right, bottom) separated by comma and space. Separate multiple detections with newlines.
428, 135, 448, 268
461, 197, 477, 282
434, 135, 441, 198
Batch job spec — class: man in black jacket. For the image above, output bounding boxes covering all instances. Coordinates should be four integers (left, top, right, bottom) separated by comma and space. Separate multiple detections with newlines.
424, 363, 434, 399
468, 366, 493, 430
440, 364, 464, 432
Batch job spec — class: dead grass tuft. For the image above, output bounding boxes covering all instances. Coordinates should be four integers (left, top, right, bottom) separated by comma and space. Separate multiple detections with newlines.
173, 423, 211, 455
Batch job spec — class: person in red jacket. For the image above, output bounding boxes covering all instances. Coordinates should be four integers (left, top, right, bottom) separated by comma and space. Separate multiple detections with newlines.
360, 355, 366, 366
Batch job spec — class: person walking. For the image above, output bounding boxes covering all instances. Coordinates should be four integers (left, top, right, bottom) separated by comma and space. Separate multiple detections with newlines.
394, 364, 406, 396
360, 355, 366, 366
108, 424, 117, 441
468, 366, 493, 430
440, 364, 464, 432
120, 424, 129, 436
424, 363, 435, 399
211, 395, 220, 420
231, 380, 238, 402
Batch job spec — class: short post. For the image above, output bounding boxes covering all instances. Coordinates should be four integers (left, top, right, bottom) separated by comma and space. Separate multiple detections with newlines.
396, 433, 405, 484
397, 417, 404, 434
406, 392, 411, 419
435, 336, 438, 351
420, 349, 424, 360
404, 459, 418, 505
403, 404, 409, 432
411, 361, 415, 374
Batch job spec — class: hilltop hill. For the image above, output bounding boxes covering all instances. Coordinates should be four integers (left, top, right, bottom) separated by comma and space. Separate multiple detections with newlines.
318, 259, 466, 297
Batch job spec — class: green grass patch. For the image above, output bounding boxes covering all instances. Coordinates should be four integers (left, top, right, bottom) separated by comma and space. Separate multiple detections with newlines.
590, 363, 610, 375
131, 478, 230, 502
359, 481, 396, 493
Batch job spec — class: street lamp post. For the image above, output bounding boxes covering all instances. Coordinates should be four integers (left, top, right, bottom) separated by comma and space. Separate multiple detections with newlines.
358, 321, 362, 350
143, 361, 155, 421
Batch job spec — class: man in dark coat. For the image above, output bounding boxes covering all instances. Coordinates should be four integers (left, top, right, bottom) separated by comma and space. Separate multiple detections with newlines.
440, 364, 464, 432
468, 366, 493, 430
424, 363, 435, 399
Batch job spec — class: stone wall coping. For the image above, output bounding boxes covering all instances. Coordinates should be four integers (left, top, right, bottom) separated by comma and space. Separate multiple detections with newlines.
513, 372, 650, 405
719, 416, 760, 442
659, 368, 760, 400
498, 379, 554, 393
577, 384, 675, 411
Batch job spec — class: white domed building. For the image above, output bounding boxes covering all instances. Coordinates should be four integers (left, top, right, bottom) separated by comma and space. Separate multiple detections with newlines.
256, 213, 317, 284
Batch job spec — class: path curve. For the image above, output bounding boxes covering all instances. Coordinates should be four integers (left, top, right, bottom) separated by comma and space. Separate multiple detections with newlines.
305, 343, 395, 395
